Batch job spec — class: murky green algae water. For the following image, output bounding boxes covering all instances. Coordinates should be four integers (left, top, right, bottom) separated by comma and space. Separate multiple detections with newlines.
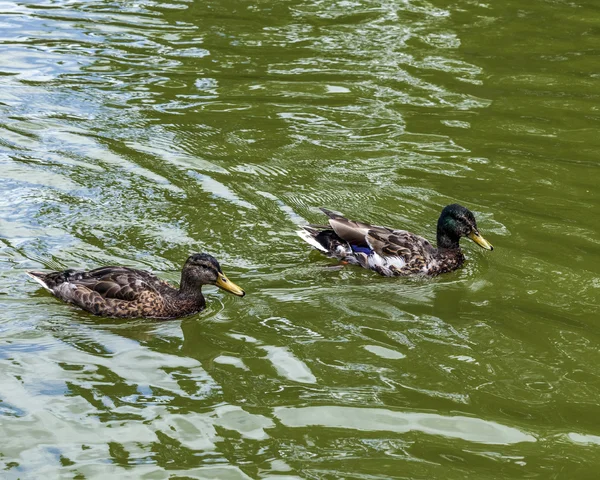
1, 0, 599, 477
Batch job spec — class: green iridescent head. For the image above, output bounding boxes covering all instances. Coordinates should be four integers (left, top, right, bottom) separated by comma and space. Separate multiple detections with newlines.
436, 204, 493, 250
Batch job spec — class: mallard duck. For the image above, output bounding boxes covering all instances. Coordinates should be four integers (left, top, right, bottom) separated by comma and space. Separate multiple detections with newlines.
27, 253, 245, 319
298, 204, 493, 276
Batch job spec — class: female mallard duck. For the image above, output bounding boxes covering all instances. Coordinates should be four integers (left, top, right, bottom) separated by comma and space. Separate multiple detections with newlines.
298, 204, 493, 276
27, 253, 245, 319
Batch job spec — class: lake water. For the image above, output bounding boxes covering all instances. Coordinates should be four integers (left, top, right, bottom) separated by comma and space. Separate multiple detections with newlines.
1, 0, 599, 478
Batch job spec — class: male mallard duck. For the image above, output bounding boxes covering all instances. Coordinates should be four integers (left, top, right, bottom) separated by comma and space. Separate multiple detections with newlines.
27, 253, 245, 319
298, 204, 493, 276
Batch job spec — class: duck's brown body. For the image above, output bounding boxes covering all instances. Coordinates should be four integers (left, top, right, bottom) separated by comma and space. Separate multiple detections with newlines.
29, 266, 205, 319
28, 253, 245, 319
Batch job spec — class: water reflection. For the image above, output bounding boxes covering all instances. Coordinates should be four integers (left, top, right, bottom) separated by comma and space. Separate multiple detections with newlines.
275, 406, 536, 445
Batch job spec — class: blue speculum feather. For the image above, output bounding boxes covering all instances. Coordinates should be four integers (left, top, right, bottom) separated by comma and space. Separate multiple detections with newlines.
351, 245, 373, 255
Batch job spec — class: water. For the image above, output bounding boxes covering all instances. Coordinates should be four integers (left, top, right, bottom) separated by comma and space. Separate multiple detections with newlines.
1, 0, 599, 477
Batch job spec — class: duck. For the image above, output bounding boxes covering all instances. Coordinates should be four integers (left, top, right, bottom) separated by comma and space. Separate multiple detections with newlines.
27, 253, 245, 319
298, 204, 493, 276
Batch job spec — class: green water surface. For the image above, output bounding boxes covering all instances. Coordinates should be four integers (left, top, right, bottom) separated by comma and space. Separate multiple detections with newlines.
1, 0, 599, 478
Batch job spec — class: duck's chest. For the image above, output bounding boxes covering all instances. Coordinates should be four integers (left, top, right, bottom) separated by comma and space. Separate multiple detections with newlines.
422, 251, 465, 276
139, 293, 205, 319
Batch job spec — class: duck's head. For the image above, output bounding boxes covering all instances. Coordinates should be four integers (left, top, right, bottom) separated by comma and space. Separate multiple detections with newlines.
437, 204, 493, 251
181, 253, 245, 296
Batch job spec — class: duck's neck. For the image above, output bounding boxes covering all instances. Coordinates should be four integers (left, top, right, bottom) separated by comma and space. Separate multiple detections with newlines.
178, 276, 205, 302
163, 281, 204, 317
434, 230, 465, 273
436, 227, 461, 251
178, 284, 202, 298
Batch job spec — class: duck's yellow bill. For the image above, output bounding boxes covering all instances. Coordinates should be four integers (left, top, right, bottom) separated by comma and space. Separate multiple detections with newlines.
215, 273, 245, 297
468, 230, 493, 251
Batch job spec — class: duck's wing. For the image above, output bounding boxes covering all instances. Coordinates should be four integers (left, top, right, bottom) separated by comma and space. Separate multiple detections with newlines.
321, 208, 392, 248
366, 229, 434, 259
322, 208, 422, 256
321, 209, 436, 273
28, 266, 180, 318
46, 266, 165, 302
60, 267, 172, 317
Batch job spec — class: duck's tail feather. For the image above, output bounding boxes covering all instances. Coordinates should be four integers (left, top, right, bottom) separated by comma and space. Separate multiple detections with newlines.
319, 207, 342, 219
298, 226, 360, 264
27, 271, 53, 292
297, 227, 329, 253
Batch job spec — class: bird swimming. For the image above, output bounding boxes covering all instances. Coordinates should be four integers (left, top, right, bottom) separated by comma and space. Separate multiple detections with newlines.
27, 253, 245, 319
298, 204, 493, 276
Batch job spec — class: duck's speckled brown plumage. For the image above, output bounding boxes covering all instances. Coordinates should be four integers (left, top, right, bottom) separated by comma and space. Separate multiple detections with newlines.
298, 205, 493, 277
28, 253, 245, 319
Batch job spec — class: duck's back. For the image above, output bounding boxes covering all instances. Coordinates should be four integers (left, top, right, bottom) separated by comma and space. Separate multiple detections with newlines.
28, 266, 196, 318
357, 228, 436, 275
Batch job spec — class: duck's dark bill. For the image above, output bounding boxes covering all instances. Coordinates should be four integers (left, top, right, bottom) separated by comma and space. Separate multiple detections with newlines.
468, 231, 494, 251
215, 273, 245, 296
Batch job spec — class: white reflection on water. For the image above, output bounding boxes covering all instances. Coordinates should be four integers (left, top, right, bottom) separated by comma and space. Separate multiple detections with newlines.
363, 344, 406, 359
567, 432, 600, 446
263, 345, 318, 384
275, 406, 536, 445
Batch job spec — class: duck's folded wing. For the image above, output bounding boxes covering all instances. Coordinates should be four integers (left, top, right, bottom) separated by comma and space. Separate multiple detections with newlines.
323, 209, 393, 248
367, 230, 433, 259
54, 281, 162, 317
365, 230, 414, 259
69, 267, 159, 301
